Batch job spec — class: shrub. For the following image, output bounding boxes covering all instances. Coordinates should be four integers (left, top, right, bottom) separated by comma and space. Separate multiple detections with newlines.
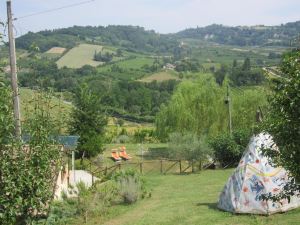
115, 135, 131, 144
113, 169, 148, 204
119, 176, 140, 204
133, 129, 158, 143
42, 181, 119, 224
209, 133, 240, 167
209, 130, 251, 167
168, 132, 213, 164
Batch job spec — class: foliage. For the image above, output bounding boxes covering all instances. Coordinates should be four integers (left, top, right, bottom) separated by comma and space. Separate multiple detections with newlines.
229, 58, 265, 86
156, 75, 227, 141
98, 79, 178, 119
214, 64, 228, 85
18, 56, 177, 122
168, 132, 212, 164
133, 129, 157, 143
0, 87, 61, 224
175, 59, 201, 72
94, 51, 114, 62
261, 49, 300, 201
0, 82, 14, 144
113, 169, 149, 204
43, 181, 119, 224
156, 75, 267, 141
69, 83, 107, 158
16, 25, 179, 53
209, 129, 251, 167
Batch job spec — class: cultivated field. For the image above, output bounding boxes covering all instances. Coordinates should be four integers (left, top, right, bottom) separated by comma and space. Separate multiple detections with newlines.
139, 71, 180, 82
109, 57, 155, 70
56, 44, 103, 68
46, 47, 66, 54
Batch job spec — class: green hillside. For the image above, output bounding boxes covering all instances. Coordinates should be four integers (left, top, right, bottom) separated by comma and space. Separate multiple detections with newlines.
19, 88, 72, 130
176, 21, 300, 46
57, 44, 104, 68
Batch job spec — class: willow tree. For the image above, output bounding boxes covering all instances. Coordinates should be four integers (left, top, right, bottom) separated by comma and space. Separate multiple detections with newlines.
156, 74, 267, 141
156, 75, 227, 140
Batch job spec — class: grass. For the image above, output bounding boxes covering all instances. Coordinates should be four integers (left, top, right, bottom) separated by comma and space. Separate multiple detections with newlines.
99, 143, 167, 167
68, 169, 300, 225
114, 57, 155, 70
139, 70, 180, 82
56, 44, 103, 68
96, 57, 155, 80
98, 57, 154, 72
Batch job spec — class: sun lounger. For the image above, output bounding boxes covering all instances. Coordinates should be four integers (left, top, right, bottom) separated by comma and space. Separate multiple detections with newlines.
111, 149, 122, 161
119, 146, 131, 160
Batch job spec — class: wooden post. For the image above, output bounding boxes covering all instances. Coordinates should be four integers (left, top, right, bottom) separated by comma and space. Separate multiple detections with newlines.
160, 160, 163, 174
139, 162, 143, 174
227, 85, 232, 135
192, 160, 194, 173
199, 160, 202, 171
7, 0, 21, 139
104, 166, 107, 176
179, 160, 182, 174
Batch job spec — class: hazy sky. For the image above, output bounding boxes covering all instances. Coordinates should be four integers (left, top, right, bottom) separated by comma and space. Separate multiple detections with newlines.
1, 0, 300, 36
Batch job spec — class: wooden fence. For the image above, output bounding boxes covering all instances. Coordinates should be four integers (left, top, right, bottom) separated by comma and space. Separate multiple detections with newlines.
87, 159, 211, 185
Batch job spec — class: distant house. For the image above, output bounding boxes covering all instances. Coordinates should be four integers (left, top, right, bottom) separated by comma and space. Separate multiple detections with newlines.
163, 63, 176, 70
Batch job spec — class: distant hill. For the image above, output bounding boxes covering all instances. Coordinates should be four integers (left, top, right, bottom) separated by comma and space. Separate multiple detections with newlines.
176, 21, 300, 46
16, 25, 179, 53
15, 22, 300, 54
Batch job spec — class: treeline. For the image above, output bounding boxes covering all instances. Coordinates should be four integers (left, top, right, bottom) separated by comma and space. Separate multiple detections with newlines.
15, 22, 300, 56
99, 80, 178, 117
214, 58, 265, 86
177, 21, 300, 46
17, 57, 178, 122
16, 25, 179, 53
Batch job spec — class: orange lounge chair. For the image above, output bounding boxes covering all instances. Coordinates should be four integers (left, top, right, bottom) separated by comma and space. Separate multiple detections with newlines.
111, 149, 121, 161
119, 146, 131, 160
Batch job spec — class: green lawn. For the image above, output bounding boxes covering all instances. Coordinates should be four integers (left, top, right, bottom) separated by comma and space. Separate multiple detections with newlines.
70, 169, 300, 225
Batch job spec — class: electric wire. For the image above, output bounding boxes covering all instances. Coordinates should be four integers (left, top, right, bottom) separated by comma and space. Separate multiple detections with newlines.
15, 0, 96, 20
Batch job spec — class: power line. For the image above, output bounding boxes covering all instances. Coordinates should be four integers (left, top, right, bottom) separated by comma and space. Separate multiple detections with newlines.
15, 0, 96, 20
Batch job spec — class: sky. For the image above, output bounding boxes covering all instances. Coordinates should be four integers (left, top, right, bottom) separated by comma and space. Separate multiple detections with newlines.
1, 0, 300, 36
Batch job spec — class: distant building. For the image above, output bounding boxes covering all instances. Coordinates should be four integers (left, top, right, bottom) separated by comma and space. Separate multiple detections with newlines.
163, 63, 176, 70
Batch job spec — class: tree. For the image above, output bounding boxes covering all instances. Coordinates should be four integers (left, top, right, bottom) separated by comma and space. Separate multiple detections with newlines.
214, 64, 228, 85
261, 50, 300, 201
156, 74, 267, 141
69, 83, 107, 158
0, 87, 61, 224
242, 57, 251, 71
209, 129, 251, 167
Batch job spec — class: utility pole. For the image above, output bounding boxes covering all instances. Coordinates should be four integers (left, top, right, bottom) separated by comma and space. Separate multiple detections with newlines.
226, 85, 232, 135
7, 0, 22, 139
